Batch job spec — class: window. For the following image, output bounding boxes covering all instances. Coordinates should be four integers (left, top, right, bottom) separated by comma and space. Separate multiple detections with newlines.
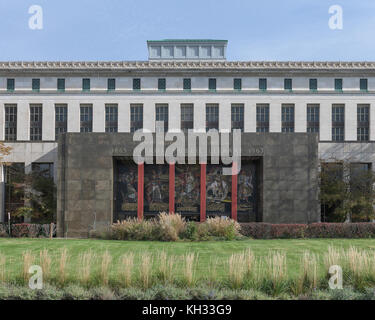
357, 104, 369, 141
105, 104, 118, 132
307, 104, 320, 133
107, 78, 116, 91
360, 78, 368, 91
256, 104, 269, 132
281, 104, 294, 132
206, 104, 219, 131
55, 104, 67, 140
156, 104, 168, 132
332, 104, 345, 141
30, 104, 42, 141
284, 78, 292, 91
158, 78, 166, 91
4, 104, 17, 141
208, 78, 216, 91
57, 78, 65, 92
309, 79, 318, 91
259, 78, 267, 91
335, 78, 343, 91
80, 104, 93, 132
181, 104, 194, 132
234, 78, 242, 91
130, 104, 143, 132
32, 79, 40, 92
7, 79, 15, 92
82, 78, 90, 92
133, 78, 141, 91
32, 163, 54, 179
4, 163, 25, 219
350, 163, 371, 195
183, 78, 191, 91
231, 104, 244, 131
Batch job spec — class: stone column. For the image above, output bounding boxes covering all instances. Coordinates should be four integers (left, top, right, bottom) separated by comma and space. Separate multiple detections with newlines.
194, 101, 205, 132
320, 102, 332, 141
168, 101, 180, 132
345, 102, 357, 141
0, 166, 4, 223
42, 101, 55, 140
143, 101, 155, 132
93, 102, 105, 132
269, 103, 281, 132
118, 101, 130, 132
244, 102, 256, 132
295, 102, 307, 132
370, 103, 375, 141
17, 101, 30, 140
219, 101, 231, 132
67, 101, 80, 132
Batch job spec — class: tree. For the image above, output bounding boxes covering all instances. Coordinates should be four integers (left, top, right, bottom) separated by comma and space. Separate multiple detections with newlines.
320, 160, 375, 222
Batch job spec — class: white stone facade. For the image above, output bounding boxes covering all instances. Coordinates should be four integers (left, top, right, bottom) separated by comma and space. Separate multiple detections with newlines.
1, 59, 375, 221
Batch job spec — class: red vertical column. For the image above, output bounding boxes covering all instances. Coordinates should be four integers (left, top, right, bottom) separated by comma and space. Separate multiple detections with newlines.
169, 163, 175, 214
137, 163, 144, 220
200, 163, 206, 222
231, 162, 238, 221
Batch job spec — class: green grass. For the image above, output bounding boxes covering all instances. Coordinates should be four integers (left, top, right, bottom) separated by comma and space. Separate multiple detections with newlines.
2, 237, 375, 281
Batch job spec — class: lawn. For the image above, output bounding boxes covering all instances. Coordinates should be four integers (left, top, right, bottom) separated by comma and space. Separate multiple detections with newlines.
1, 237, 375, 280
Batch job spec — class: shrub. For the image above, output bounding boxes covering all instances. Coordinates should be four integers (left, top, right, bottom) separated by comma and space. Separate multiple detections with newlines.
111, 219, 156, 241
155, 213, 186, 241
200, 217, 241, 240
0, 224, 8, 237
180, 221, 198, 240
240, 222, 375, 239
9, 223, 55, 238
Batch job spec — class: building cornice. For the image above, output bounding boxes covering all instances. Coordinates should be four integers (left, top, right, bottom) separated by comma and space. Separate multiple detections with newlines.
1, 61, 375, 71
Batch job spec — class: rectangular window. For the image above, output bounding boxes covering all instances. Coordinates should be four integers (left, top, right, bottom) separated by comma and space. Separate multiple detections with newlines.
231, 104, 244, 131
350, 163, 371, 195
181, 104, 194, 132
32, 163, 54, 179
7, 79, 15, 92
105, 104, 118, 132
30, 104, 42, 141
107, 78, 116, 91
335, 78, 343, 91
357, 104, 369, 141
307, 104, 320, 133
309, 79, 318, 91
82, 78, 90, 92
284, 78, 292, 91
256, 104, 269, 132
332, 104, 345, 141
158, 78, 166, 91
183, 78, 191, 91
130, 104, 143, 132
133, 78, 141, 91
208, 78, 216, 91
360, 78, 368, 91
234, 78, 242, 91
57, 78, 65, 92
281, 104, 294, 132
55, 104, 67, 140
155, 104, 168, 132
206, 104, 219, 131
80, 104, 93, 132
259, 78, 267, 91
4, 104, 17, 141
32, 79, 40, 92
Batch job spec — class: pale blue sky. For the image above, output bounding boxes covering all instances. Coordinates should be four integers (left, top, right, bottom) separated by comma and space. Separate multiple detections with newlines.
0, 0, 374, 61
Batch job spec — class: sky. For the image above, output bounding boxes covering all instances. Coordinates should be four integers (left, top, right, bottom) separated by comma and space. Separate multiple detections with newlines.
0, 0, 374, 61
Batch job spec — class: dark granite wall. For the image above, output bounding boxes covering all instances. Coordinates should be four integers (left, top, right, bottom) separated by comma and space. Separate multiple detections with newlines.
57, 132, 319, 237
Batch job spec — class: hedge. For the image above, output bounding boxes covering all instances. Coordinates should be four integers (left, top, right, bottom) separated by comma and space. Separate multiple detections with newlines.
239, 222, 375, 239
0, 223, 56, 238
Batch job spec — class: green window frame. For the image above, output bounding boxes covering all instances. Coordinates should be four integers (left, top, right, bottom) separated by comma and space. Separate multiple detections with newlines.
57, 78, 65, 92
133, 78, 141, 91
7, 78, 15, 92
360, 78, 368, 92
32, 79, 40, 92
107, 78, 116, 91
335, 79, 343, 91
158, 78, 166, 91
82, 78, 90, 92
183, 78, 191, 91
234, 78, 242, 91
284, 78, 292, 91
259, 78, 267, 91
309, 79, 318, 92
208, 78, 216, 91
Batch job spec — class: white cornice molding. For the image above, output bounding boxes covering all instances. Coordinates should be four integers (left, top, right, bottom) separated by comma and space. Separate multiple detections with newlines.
1, 61, 375, 71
